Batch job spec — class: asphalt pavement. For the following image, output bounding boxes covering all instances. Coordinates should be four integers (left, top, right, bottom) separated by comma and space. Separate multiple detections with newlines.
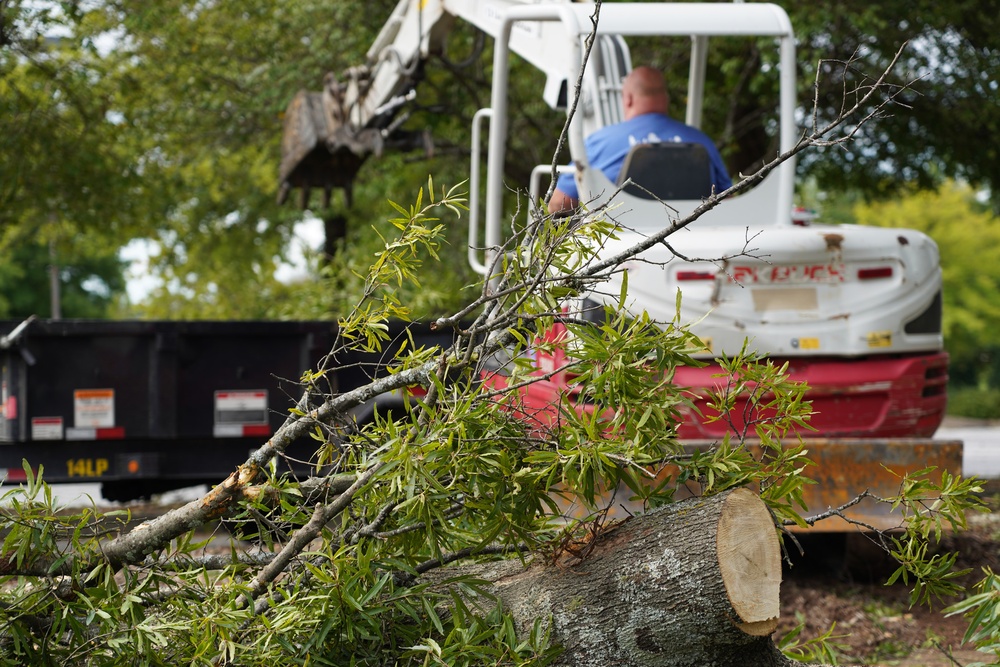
936, 416, 1000, 479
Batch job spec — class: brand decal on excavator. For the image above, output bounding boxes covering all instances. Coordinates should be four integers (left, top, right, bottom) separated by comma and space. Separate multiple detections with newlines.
731, 264, 846, 285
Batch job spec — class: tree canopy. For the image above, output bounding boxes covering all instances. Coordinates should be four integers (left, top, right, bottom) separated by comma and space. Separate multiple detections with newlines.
2, 0, 998, 318
853, 183, 1000, 387
788, 0, 1000, 197
1, 2, 138, 317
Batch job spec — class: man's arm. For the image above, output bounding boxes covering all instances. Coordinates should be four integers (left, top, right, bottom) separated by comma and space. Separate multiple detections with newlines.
547, 187, 578, 215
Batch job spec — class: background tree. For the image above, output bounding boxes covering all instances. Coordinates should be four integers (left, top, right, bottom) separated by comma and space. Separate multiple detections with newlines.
851, 183, 1000, 389
0, 239, 126, 318
786, 0, 1000, 201
4, 1, 999, 318
0, 2, 136, 317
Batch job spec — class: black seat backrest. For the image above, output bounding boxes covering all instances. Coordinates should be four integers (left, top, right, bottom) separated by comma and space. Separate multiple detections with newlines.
617, 142, 712, 200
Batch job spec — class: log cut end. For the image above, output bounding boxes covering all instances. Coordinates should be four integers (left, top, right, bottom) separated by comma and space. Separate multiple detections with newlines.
716, 487, 782, 636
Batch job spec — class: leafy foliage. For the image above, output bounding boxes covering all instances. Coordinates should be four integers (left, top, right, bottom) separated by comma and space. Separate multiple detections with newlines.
0, 183, 986, 665
946, 568, 1000, 666
777, 616, 850, 665
883, 468, 986, 606
0, 239, 126, 318
948, 387, 1000, 420
781, 0, 1000, 200
0, 4, 136, 315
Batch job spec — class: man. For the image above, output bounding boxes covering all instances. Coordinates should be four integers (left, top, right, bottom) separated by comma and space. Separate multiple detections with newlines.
548, 66, 732, 214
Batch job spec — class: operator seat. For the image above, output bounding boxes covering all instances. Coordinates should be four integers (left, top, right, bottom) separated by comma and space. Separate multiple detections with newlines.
617, 142, 712, 200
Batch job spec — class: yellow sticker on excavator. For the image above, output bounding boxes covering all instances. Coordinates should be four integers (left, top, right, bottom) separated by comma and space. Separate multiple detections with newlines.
691, 337, 713, 354
867, 331, 893, 348
797, 337, 820, 350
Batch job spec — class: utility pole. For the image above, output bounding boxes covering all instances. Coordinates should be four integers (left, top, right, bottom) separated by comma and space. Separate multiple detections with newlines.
49, 236, 61, 320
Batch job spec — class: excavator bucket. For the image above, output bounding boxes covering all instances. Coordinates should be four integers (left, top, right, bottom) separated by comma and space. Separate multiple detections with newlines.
277, 88, 368, 209
554, 438, 963, 534
785, 437, 964, 532
277, 79, 432, 209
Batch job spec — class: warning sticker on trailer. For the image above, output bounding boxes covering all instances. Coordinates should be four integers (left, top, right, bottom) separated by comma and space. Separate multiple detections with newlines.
74, 389, 115, 428
32, 417, 64, 440
214, 390, 269, 437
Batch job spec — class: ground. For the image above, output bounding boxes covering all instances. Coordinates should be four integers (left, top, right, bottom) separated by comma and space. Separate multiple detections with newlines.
778, 485, 1000, 666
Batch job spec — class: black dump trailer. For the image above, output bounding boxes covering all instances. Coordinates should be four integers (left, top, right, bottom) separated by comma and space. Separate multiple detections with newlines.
0, 318, 454, 501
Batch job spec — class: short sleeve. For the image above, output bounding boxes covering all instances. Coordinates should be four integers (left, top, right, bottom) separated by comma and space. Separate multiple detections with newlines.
555, 169, 578, 199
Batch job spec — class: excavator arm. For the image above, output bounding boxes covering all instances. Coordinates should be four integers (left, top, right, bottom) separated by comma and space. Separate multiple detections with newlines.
277, 0, 630, 209
276, 0, 440, 209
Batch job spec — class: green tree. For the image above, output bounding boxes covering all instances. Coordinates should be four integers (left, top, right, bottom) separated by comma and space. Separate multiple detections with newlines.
0, 240, 126, 319
782, 0, 1000, 201
6, 1, 1000, 318
0, 3, 137, 315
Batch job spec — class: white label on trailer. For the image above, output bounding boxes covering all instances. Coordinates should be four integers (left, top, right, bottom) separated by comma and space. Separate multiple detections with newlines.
74, 389, 115, 428
214, 390, 268, 437
214, 424, 245, 437
215, 390, 268, 413
32, 417, 64, 440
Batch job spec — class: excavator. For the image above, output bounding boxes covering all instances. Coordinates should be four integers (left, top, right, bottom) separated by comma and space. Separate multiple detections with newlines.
277, 0, 961, 530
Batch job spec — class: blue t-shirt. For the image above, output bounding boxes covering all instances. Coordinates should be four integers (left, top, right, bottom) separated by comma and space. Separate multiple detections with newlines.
555, 112, 732, 199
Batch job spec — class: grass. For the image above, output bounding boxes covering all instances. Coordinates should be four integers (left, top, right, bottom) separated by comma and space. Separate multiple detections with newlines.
947, 387, 1000, 420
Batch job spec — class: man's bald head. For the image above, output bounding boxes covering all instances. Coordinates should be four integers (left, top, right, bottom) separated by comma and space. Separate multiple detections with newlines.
622, 66, 670, 120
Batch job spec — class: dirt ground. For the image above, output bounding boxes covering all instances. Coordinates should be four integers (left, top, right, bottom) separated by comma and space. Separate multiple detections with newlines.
778, 486, 1000, 667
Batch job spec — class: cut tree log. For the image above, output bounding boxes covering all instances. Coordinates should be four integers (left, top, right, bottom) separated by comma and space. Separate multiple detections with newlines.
430, 487, 806, 667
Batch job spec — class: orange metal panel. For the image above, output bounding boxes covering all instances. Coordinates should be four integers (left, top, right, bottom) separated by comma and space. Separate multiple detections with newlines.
778, 438, 963, 532
554, 439, 963, 534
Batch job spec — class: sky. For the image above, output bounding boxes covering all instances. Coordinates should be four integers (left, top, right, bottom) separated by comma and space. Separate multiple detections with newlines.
119, 217, 326, 304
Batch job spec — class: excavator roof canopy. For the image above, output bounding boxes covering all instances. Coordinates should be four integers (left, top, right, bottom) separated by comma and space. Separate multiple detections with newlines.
546, 2, 793, 38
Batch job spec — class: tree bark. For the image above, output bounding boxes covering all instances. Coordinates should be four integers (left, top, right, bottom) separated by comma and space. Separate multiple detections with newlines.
431, 487, 802, 667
